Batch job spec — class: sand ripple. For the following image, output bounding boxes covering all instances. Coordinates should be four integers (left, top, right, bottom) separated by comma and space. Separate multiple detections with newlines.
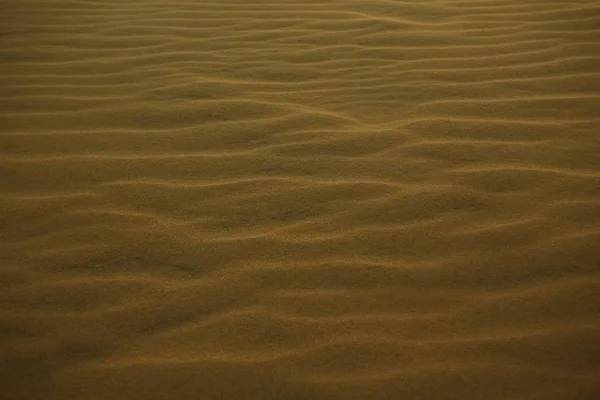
1, 0, 599, 399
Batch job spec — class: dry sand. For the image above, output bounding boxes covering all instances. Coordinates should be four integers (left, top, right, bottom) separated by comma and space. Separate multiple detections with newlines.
1, 0, 600, 399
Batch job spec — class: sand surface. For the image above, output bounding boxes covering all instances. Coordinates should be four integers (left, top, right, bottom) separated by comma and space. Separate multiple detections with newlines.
1, 0, 600, 399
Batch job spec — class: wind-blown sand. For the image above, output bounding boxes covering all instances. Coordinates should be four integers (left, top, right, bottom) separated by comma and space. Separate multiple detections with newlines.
1, 0, 600, 399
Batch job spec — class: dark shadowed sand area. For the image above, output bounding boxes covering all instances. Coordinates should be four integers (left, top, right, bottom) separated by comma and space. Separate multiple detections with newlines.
1, 0, 600, 399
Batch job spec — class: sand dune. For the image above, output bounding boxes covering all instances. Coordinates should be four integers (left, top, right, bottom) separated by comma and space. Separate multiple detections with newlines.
1, 0, 600, 399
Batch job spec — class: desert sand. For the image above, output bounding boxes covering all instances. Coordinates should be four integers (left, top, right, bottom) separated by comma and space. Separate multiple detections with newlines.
1, 0, 600, 399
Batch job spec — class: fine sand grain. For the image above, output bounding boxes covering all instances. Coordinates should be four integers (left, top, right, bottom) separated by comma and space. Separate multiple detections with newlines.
1, 0, 600, 399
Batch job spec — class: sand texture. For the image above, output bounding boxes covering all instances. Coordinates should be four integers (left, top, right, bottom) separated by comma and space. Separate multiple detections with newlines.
1, 0, 600, 399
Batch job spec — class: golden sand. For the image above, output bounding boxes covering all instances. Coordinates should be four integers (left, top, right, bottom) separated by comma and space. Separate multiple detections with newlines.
1, 0, 599, 399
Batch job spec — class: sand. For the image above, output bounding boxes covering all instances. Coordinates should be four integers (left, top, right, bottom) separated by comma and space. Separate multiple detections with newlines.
1, 0, 600, 399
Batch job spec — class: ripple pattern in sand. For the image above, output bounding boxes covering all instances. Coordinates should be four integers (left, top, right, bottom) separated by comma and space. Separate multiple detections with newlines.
1, 1, 600, 399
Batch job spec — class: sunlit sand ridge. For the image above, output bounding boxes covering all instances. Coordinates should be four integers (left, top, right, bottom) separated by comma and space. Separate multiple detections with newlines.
1, 0, 600, 399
